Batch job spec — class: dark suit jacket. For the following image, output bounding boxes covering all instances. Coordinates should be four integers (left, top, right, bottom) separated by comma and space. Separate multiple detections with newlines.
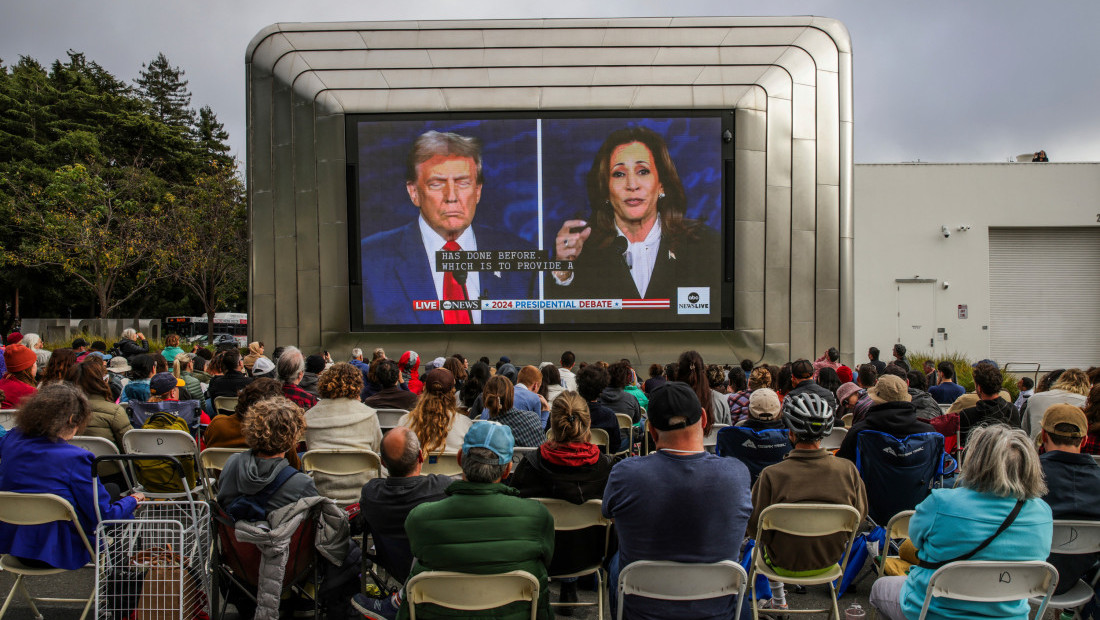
548, 222, 721, 325
360, 220, 536, 326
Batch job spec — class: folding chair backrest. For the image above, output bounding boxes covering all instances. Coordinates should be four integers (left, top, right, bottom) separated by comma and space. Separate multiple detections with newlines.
406, 570, 540, 620
0, 408, 16, 430
714, 426, 792, 484
301, 449, 382, 477
704, 424, 728, 451
1050, 520, 1100, 555
534, 498, 612, 577
841, 413, 854, 428
886, 510, 915, 541
512, 446, 537, 464
617, 560, 746, 617
820, 426, 847, 450
129, 400, 202, 436
918, 560, 1057, 620
200, 447, 245, 491
374, 409, 408, 429
421, 452, 462, 476
212, 396, 238, 416
0, 491, 94, 556
757, 503, 861, 538
855, 430, 946, 524
615, 413, 632, 432
70, 435, 122, 459
533, 498, 609, 531
122, 428, 201, 496
589, 427, 609, 449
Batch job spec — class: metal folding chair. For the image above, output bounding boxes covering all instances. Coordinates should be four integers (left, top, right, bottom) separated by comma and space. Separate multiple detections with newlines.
70, 435, 134, 490
301, 449, 384, 506
617, 560, 747, 620
820, 427, 847, 451
0, 492, 96, 620
534, 499, 612, 619
374, 409, 408, 432
1028, 520, 1100, 619
420, 452, 462, 476
212, 396, 238, 416
917, 560, 1057, 620
704, 423, 729, 453
405, 570, 540, 620
199, 446, 246, 495
121, 428, 204, 499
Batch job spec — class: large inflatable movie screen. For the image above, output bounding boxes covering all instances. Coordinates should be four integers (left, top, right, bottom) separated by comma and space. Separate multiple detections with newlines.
348, 112, 730, 331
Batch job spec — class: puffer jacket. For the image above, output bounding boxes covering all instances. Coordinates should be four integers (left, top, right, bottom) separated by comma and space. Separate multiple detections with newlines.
908, 388, 943, 419
402, 481, 554, 619
234, 496, 351, 620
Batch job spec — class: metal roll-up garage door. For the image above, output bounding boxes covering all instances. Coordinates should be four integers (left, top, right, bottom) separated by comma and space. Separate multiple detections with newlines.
989, 227, 1100, 369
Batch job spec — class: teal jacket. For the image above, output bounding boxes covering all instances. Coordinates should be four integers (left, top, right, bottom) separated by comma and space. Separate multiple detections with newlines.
624, 385, 649, 410
402, 480, 554, 619
901, 487, 1052, 620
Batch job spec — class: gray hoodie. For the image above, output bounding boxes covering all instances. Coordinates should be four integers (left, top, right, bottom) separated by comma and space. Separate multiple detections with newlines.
217, 450, 316, 513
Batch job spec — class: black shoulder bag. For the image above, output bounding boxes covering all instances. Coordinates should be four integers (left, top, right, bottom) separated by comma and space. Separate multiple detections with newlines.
917, 499, 1025, 570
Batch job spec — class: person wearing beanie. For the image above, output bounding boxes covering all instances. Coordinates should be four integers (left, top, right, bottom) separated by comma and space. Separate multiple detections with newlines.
300, 354, 326, 396
0, 342, 39, 408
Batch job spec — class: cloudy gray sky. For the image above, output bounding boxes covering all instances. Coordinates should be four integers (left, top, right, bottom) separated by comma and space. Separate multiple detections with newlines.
3, 1, 1098, 164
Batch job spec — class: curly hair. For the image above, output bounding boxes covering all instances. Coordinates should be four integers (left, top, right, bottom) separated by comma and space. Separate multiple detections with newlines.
484, 375, 515, 418
242, 397, 306, 456
164, 333, 180, 347
407, 386, 460, 455
1052, 368, 1090, 397
705, 364, 728, 391
548, 391, 591, 444
16, 383, 91, 439
317, 362, 364, 400
235, 378, 284, 418
41, 348, 79, 385
749, 367, 772, 391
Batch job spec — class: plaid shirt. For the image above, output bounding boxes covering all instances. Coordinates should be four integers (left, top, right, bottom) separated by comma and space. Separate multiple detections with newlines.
282, 382, 318, 411
493, 408, 545, 448
728, 390, 752, 424
1082, 431, 1100, 455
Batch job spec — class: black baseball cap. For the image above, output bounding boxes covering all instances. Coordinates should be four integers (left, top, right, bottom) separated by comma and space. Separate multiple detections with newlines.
647, 381, 703, 431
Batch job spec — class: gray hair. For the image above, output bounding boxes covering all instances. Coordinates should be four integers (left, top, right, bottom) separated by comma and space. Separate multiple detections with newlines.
405, 130, 483, 185
22, 333, 42, 348
351, 348, 364, 360
381, 428, 422, 478
276, 346, 306, 383
462, 447, 508, 483
120, 328, 136, 340
960, 424, 1047, 500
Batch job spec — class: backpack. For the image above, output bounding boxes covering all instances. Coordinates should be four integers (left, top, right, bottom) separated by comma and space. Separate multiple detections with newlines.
224, 465, 297, 523
134, 412, 198, 494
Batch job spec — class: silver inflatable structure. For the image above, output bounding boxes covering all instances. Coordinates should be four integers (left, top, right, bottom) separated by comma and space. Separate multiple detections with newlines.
246, 17, 853, 363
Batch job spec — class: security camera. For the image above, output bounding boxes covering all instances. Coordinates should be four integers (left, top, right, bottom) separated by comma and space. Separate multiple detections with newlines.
942, 281, 950, 289
941, 225, 950, 238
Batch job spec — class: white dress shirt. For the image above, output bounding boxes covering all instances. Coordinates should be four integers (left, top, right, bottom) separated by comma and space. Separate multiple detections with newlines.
418, 216, 481, 324
617, 217, 662, 298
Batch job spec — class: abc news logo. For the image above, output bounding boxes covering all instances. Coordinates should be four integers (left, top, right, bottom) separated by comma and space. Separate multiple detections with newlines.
413, 300, 479, 311
676, 287, 710, 315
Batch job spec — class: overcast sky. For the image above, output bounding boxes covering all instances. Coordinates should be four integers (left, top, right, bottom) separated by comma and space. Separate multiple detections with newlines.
3, 0, 1098, 164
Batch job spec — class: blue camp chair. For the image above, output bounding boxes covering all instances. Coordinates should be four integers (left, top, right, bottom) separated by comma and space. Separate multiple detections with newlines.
714, 426, 792, 485
854, 430, 957, 525
128, 399, 203, 437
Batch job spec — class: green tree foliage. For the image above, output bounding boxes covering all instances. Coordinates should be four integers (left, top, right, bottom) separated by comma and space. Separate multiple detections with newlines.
0, 50, 245, 326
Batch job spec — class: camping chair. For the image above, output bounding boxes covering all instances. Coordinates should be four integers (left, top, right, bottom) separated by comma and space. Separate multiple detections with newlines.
0, 492, 96, 620
374, 409, 408, 432
819, 427, 847, 451
1028, 520, 1100, 619
70, 435, 135, 490
534, 499, 613, 619
122, 428, 204, 499
854, 430, 954, 525
917, 560, 1057, 620
749, 503, 862, 620
212, 396, 238, 417
704, 424, 729, 453
405, 570, 540, 620
129, 400, 203, 437
199, 447, 246, 494
211, 501, 319, 619
715, 426, 792, 486
617, 560, 747, 620
420, 452, 462, 476
300, 449, 383, 506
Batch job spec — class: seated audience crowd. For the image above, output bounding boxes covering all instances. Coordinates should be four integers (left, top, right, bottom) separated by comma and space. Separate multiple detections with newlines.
1, 332, 1098, 620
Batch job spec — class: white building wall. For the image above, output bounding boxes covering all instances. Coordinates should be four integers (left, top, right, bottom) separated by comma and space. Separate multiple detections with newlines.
853, 162, 1100, 365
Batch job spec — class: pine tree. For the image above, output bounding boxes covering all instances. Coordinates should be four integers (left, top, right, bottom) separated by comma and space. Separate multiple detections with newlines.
134, 52, 193, 128
192, 105, 232, 166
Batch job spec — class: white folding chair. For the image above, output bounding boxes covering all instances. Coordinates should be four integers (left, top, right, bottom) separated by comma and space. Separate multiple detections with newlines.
820, 427, 847, 451
420, 452, 462, 476
841, 413, 854, 428
122, 428, 204, 499
590, 427, 610, 450
534, 499, 612, 619
1028, 520, 1100, 619
70, 435, 134, 490
0, 492, 95, 620
374, 409, 408, 432
617, 560, 747, 620
405, 570, 540, 620
0, 409, 16, 430
212, 396, 238, 415
615, 413, 635, 456
301, 449, 384, 506
750, 503, 862, 619
199, 446, 246, 494
705, 424, 729, 453
917, 560, 1057, 620
512, 446, 537, 465
869, 510, 915, 620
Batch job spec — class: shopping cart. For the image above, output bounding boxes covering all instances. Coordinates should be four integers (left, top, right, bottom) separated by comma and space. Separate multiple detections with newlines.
92, 455, 212, 620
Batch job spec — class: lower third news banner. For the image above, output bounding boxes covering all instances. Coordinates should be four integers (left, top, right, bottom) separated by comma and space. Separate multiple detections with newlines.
412, 298, 670, 312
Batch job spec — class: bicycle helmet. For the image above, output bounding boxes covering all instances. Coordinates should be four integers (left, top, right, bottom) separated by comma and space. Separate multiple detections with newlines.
781, 392, 835, 440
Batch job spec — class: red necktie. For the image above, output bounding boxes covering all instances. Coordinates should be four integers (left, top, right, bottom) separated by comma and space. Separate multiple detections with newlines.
442, 240, 472, 324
